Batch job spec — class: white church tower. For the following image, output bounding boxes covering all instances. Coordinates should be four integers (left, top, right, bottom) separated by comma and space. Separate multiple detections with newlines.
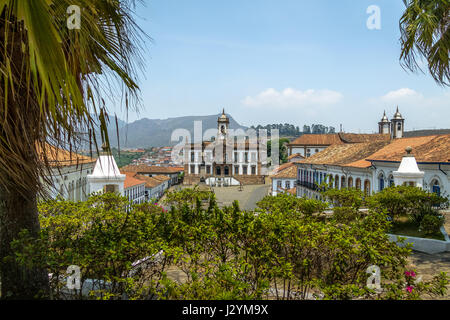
378, 111, 391, 134
87, 143, 125, 195
391, 106, 405, 139
393, 146, 424, 188
217, 108, 229, 141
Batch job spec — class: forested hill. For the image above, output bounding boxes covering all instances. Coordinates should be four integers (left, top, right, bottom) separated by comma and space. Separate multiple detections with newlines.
250, 123, 336, 137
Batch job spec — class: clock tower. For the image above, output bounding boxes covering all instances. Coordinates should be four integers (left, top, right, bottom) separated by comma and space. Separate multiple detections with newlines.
217, 108, 229, 140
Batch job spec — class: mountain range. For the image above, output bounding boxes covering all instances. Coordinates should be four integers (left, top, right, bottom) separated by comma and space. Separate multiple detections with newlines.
102, 113, 247, 148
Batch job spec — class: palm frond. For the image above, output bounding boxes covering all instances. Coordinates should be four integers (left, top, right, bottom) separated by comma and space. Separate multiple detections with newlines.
0, 0, 147, 198
400, 0, 450, 86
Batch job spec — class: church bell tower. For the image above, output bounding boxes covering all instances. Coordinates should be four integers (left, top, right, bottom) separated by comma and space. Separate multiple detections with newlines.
391, 106, 405, 139
217, 108, 229, 140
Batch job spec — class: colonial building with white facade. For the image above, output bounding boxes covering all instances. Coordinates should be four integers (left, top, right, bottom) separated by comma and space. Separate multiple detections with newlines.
44, 145, 97, 201
123, 172, 146, 204
183, 109, 267, 186
270, 162, 297, 196
295, 110, 450, 200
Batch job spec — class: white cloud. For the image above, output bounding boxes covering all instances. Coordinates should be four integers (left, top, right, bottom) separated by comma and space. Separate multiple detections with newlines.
241, 88, 343, 108
381, 88, 423, 102
370, 88, 450, 131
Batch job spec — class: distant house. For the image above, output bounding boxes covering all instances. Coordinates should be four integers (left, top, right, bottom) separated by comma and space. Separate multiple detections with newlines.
269, 162, 298, 196
120, 164, 184, 186
287, 153, 304, 163
122, 172, 146, 204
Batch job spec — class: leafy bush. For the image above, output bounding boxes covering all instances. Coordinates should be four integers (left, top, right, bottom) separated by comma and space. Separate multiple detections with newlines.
256, 193, 327, 217
10, 189, 449, 300
419, 214, 445, 235
332, 207, 360, 224
367, 185, 448, 221
12, 193, 172, 300
322, 187, 364, 209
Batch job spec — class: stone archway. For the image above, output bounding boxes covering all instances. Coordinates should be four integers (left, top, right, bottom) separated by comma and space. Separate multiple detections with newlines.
348, 177, 353, 188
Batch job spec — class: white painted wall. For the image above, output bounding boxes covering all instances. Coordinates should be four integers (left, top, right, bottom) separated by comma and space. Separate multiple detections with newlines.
48, 162, 95, 201
271, 178, 297, 196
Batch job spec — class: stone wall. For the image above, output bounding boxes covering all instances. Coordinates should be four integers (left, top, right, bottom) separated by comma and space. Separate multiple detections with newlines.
234, 175, 266, 185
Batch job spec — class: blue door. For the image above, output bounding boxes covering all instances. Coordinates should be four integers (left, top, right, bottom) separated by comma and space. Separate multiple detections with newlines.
432, 185, 441, 197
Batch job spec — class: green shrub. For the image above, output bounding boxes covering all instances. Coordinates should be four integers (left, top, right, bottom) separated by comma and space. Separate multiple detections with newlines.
10, 188, 450, 300
298, 198, 328, 216
367, 185, 448, 221
11, 193, 172, 300
419, 214, 445, 235
332, 207, 360, 224
409, 205, 441, 226
322, 187, 364, 209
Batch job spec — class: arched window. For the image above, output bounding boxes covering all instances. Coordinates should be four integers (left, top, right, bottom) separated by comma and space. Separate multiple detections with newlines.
355, 178, 361, 191
431, 180, 441, 197
341, 176, 346, 189
364, 180, 371, 196
348, 177, 353, 188
378, 173, 385, 191
388, 174, 394, 187
335, 175, 339, 189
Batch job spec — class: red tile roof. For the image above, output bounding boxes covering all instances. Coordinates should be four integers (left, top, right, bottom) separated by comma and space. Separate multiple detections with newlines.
134, 174, 164, 188
288, 134, 343, 146
287, 153, 304, 160
270, 162, 298, 179
366, 135, 450, 164
298, 134, 450, 168
338, 133, 390, 143
288, 133, 391, 147
38, 144, 96, 167
122, 172, 146, 189
120, 165, 184, 174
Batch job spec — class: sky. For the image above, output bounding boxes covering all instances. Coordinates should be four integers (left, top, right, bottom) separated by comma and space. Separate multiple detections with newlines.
110, 0, 449, 133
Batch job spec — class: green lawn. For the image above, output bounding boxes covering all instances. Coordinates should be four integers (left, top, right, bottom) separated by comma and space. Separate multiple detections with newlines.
390, 217, 446, 241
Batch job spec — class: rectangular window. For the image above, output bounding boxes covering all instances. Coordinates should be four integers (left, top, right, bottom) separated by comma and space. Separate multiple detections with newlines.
245, 152, 248, 163
234, 166, 239, 175
206, 165, 211, 174
234, 152, 238, 163
251, 166, 256, 175
190, 165, 195, 174
286, 181, 290, 189
243, 166, 248, 175
191, 152, 195, 162
277, 181, 282, 189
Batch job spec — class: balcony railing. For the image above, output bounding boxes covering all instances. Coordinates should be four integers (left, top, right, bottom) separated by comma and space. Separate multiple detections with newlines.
297, 181, 322, 191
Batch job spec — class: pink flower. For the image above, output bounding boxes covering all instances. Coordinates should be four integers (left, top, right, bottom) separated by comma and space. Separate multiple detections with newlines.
405, 271, 416, 278
406, 286, 413, 293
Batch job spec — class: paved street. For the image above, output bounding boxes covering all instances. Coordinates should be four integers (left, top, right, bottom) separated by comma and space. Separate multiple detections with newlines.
212, 184, 271, 210
161, 183, 271, 211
